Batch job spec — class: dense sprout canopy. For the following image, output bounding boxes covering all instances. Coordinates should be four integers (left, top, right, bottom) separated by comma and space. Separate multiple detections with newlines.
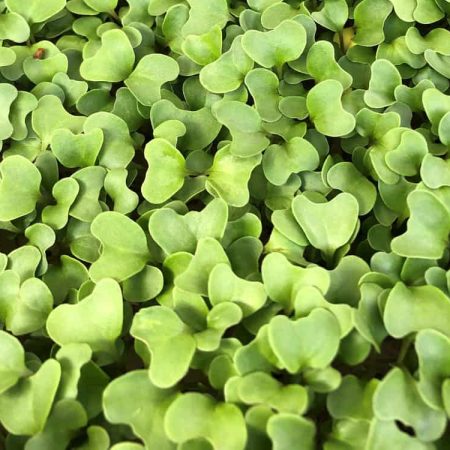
0, 0, 450, 448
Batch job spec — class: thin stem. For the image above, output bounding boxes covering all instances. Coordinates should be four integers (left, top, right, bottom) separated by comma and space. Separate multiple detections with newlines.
108, 9, 120, 22
397, 335, 414, 366
338, 30, 345, 53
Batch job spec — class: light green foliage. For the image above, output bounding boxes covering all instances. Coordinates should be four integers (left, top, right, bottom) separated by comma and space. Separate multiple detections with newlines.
47, 278, 123, 355
0, 0, 448, 448
0, 155, 41, 221
242, 20, 307, 68
89, 212, 149, 282
307, 80, 355, 136
142, 138, 186, 204
80, 30, 135, 82
125, 54, 179, 106
164, 392, 247, 450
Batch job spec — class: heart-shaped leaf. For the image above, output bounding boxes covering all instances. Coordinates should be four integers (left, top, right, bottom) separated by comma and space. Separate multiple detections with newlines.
131, 306, 196, 388
364, 59, 402, 108
242, 20, 307, 69
164, 392, 247, 450
5, 0, 66, 23
391, 189, 450, 259
149, 198, 228, 255
208, 263, 266, 316
51, 128, 104, 168
0, 359, 61, 435
175, 237, 230, 295
306, 80, 355, 137
263, 137, 320, 186
90, 212, 150, 282
46, 278, 123, 355
261, 252, 330, 311
306, 40, 352, 89
268, 308, 341, 373
200, 36, 254, 93
142, 138, 186, 204
103, 370, 177, 450
352, 0, 392, 47
311, 0, 348, 32
125, 54, 179, 106
80, 30, 135, 82
0, 12, 30, 43
0, 155, 41, 221
374, 367, 446, 442
206, 145, 261, 207
292, 193, 359, 260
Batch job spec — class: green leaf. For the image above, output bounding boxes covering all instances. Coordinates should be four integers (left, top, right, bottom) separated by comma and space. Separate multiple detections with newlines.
84, 0, 118, 12
422, 88, 450, 134
23, 41, 68, 84
80, 30, 135, 82
0, 12, 30, 43
384, 282, 450, 338
214, 100, 269, 157
416, 329, 450, 409
306, 80, 355, 137
263, 137, 320, 186
0, 359, 61, 435
151, 99, 221, 151
292, 193, 359, 259
261, 252, 329, 310
0, 331, 27, 395
405, 27, 450, 55
164, 392, 247, 450
103, 370, 177, 450
391, 189, 450, 259
0, 270, 53, 335
233, 372, 308, 413
149, 198, 228, 254
352, 0, 392, 47
182, 0, 229, 36
241, 20, 307, 68
364, 59, 402, 108
244, 68, 281, 122
0, 83, 18, 141
90, 212, 150, 282
374, 367, 446, 441
46, 278, 123, 355
5, 0, 66, 23
25, 399, 88, 450
125, 54, 179, 106
268, 308, 341, 373
267, 414, 315, 450
83, 111, 135, 169
385, 130, 428, 177
56, 343, 92, 400
200, 36, 253, 94
51, 128, 104, 168
206, 145, 261, 207
311, 0, 348, 32
32, 95, 86, 149
123, 265, 164, 302
142, 138, 186, 204
306, 40, 352, 89
326, 162, 377, 215
182, 25, 223, 66
131, 306, 196, 388
175, 237, 230, 295
0, 155, 41, 221
208, 263, 266, 316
